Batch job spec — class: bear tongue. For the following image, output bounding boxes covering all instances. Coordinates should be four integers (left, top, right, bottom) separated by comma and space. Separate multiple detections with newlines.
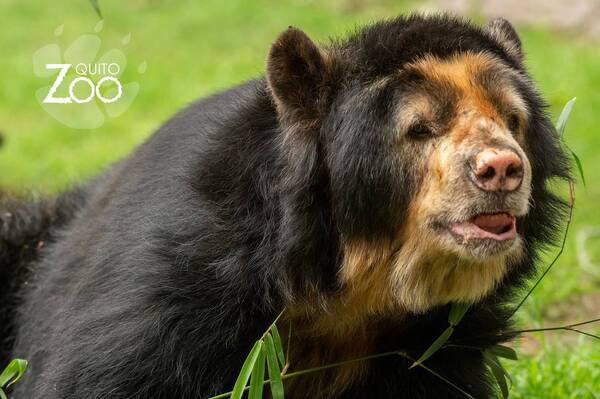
472, 213, 514, 235
450, 213, 516, 241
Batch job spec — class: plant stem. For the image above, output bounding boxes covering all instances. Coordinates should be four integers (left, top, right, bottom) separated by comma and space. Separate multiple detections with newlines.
465, 317, 600, 343
443, 344, 483, 351
414, 360, 475, 399
283, 318, 292, 374
282, 351, 403, 379
509, 180, 575, 319
260, 309, 285, 341
207, 351, 475, 399
508, 317, 600, 336
565, 328, 600, 340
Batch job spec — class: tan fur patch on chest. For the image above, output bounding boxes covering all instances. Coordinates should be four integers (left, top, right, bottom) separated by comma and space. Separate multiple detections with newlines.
282, 240, 404, 398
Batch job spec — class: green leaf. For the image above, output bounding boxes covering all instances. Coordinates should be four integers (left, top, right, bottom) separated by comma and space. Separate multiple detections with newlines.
570, 149, 586, 187
88, 0, 102, 18
271, 324, 286, 367
556, 97, 576, 137
411, 326, 454, 368
555, 98, 585, 187
488, 344, 518, 361
0, 389, 6, 399
264, 334, 285, 399
248, 347, 266, 399
0, 359, 28, 388
485, 354, 510, 399
448, 303, 470, 326
230, 340, 263, 399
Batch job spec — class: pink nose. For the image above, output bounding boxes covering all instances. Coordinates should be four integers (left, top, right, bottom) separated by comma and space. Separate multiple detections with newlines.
471, 148, 523, 192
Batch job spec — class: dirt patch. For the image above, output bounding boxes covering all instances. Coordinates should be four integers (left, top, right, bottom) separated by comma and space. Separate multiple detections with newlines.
543, 291, 600, 323
514, 291, 600, 355
428, 0, 600, 39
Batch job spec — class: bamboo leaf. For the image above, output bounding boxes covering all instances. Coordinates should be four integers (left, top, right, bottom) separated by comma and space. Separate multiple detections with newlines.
556, 97, 576, 137
88, 0, 102, 18
570, 149, 586, 187
411, 326, 454, 368
286, 320, 292, 364
484, 354, 510, 399
271, 324, 286, 368
264, 334, 285, 399
555, 98, 585, 186
248, 347, 266, 399
0, 359, 28, 388
488, 344, 518, 361
448, 303, 470, 326
230, 340, 263, 399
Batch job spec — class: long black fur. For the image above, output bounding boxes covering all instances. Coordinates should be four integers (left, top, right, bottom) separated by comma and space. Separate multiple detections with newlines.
0, 188, 86, 365
1, 14, 569, 398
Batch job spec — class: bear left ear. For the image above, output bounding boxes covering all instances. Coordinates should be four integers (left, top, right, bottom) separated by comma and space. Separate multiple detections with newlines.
266, 27, 334, 122
485, 18, 523, 63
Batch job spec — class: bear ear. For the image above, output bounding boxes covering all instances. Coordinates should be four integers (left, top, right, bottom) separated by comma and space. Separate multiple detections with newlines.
266, 27, 333, 122
485, 18, 523, 63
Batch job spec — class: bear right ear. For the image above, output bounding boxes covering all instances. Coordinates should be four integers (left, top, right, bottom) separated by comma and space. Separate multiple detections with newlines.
266, 27, 334, 123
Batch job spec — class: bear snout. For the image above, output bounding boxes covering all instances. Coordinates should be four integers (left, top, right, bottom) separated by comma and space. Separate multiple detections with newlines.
469, 147, 524, 192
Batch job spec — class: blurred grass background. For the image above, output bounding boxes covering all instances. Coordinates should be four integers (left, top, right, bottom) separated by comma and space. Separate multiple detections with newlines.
0, 0, 598, 396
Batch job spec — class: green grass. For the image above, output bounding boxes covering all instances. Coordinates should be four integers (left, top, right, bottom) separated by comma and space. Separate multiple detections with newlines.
509, 339, 600, 399
0, 0, 599, 396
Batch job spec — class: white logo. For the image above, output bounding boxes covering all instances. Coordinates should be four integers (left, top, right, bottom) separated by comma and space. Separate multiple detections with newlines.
32, 21, 146, 129
43, 63, 123, 104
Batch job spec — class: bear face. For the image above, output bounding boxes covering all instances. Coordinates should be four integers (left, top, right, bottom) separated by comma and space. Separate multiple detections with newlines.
267, 17, 566, 317
388, 52, 533, 311
325, 52, 535, 313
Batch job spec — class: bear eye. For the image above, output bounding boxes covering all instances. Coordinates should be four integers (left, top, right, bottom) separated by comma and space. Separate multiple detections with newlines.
407, 123, 433, 140
507, 113, 520, 134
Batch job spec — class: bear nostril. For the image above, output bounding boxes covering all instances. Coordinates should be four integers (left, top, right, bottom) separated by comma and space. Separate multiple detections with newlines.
506, 163, 523, 178
471, 148, 524, 192
480, 166, 496, 180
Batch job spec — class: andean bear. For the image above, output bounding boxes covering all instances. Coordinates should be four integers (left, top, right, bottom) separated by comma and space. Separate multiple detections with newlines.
0, 14, 569, 399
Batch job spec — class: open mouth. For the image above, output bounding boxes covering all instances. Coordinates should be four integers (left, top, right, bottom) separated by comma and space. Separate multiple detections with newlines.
450, 212, 516, 242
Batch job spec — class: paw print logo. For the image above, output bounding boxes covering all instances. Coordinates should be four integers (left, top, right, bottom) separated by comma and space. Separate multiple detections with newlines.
32, 21, 146, 129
